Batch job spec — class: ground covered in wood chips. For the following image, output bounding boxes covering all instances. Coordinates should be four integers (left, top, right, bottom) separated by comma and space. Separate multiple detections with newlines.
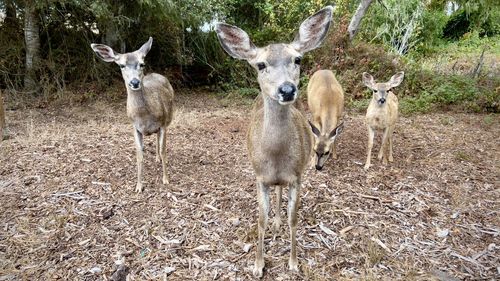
0, 92, 499, 281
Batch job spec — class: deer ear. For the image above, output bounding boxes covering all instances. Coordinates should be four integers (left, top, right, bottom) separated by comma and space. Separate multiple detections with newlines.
362, 72, 375, 90
329, 122, 344, 139
215, 23, 257, 60
138, 37, 153, 56
308, 121, 321, 137
292, 6, 333, 53
389, 71, 404, 88
91, 43, 118, 62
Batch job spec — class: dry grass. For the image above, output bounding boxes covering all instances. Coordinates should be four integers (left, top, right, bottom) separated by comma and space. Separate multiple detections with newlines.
0, 92, 499, 280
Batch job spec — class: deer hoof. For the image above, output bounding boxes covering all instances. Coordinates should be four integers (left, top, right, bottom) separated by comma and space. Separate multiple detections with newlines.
162, 176, 169, 185
135, 183, 143, 193
156, 155, 161, 163
253, 260, 264, 278
288, 258, 299, 272
364, 164, 370, 171
389, 156, 394, 162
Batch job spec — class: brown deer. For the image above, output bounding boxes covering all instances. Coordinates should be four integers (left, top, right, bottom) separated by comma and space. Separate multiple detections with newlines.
90, 37, 174, 192
307, 69, 345, 170
215, 6, 333, 277
362, 72, 404, 170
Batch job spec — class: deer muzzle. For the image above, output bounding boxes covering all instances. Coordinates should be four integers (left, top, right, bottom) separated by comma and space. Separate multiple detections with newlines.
129, 78, 141, 90
278, 82, 297, 103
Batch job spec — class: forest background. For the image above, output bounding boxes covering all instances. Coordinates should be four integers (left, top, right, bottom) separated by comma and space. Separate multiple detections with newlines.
0, 0, 498, 114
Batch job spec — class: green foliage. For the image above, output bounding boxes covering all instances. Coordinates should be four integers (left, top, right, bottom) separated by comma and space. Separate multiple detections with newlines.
0, 0, 498, 115
358, 0, 427, 55
399, 70, 499, 114
453, 0, 500, 30
443, 9, 500, 40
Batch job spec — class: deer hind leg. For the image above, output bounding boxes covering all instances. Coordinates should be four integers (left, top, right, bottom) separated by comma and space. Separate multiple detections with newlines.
134, 129, 145, 193
272, 186, 283, 236
159, 127, 169, 185
288, 179, 301, 272
364, 126, 375, 170
379, 127, 390, 164
254, 181, 270, 278
155, 131, 161, 162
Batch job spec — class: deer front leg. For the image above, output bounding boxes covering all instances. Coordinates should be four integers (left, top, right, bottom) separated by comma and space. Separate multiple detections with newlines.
156, 131, 161, 162
379, 127, 390, 164
159, 127, 169, 185
133, 129, 144, 193
254, 181, 270, 278
272, 186, 283, 236
332, 138, 338, 159
288, 179, 301, 272
388, 127, 394, 162
364, 126, 375, 170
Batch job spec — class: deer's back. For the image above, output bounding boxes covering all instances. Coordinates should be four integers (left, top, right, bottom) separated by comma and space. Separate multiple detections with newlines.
127, 73, 174, 135
247, 107, 313, 186
307, 70, 344, 129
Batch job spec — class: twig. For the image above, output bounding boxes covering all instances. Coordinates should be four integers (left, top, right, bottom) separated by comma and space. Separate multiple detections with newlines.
371, 237, 391, 253
450, 252, 485, 269
356, 193, 393, 203
91, 181, 110, 186
51, 190, 84, 197
332, 208, 371, 215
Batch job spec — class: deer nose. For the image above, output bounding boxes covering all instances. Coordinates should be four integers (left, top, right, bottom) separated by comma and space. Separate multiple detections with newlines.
130, 78, 140, 89
278, 82, 297, 102
315, 164, 323, 171
379, 98, 386, 104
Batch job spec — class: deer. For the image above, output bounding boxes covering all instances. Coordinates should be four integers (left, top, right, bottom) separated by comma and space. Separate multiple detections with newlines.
90, 37, 174, 192
362, 71, 404, 170
215, 6, 333, 278
307, 69, 345, 171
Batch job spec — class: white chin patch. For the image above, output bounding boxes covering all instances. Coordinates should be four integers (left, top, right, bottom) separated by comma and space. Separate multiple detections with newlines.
278, 99, 295, 105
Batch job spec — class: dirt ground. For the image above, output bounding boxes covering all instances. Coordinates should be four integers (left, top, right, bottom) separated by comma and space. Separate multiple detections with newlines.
0, 92, 498, 281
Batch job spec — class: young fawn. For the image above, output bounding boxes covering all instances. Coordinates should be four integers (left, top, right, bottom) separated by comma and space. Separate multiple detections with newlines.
362, 72, 404, 170
91, 37, 174, 192
307, 69, 345, 170
215, 6, 333, 277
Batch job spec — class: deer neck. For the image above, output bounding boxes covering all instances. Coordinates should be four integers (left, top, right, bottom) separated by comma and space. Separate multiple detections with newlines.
261, 93, 293, 137
126, 87, 146, 108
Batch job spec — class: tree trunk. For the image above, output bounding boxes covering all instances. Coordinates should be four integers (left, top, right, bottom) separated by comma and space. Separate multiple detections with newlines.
24, 1, 41, 92
348, 0, 374, 40
5, 0, 18, 28
0, 90, 4, 141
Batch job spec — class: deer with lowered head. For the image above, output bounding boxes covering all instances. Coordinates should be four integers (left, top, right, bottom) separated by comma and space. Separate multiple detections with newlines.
90, 37, 174, 192
215, 6, 333, 277
307, 69, 345, 171
362, 71, 404, 170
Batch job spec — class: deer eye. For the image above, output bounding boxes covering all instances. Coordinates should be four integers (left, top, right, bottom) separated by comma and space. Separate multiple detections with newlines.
139, 63, 145, 68
294, 57, 302, 65
324, 151, 330, 156
119, 64, 126, 69
257, 62, 266, 71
